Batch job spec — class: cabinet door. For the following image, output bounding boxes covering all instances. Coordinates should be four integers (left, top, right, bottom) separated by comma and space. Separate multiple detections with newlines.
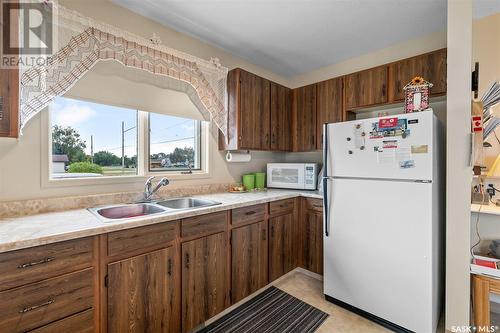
107, 247, 179, 333
293, 84, 317, 151
0, 67, 19, 137
389, 48, 447, 101
270, 82, 292, 151
269, 213, 295, 281
473, 275, 500, 327
316, 77, 343, 150
303, 209, 323, 275
231, 221, 268, 303
345, 66, 388, 110
239, 69, 270, 150
182, 232, 227, 332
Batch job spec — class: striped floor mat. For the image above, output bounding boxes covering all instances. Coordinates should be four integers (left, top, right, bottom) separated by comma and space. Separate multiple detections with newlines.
199, 286, 328, 333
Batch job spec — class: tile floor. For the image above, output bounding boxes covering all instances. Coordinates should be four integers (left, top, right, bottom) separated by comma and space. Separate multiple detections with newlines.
273, 270, 391, 332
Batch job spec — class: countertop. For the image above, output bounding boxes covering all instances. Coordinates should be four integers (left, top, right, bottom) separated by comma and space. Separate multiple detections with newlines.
0, 189, 322, 253
471, 203, 500, 216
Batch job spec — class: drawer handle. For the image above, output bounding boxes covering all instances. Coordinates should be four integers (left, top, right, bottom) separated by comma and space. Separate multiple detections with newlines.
245, 211, 256, 216
18, 257, 55, 269
19, 299, 55, 313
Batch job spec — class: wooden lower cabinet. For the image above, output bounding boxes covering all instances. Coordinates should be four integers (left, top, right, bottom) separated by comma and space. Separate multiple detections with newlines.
231, 221, 268, 303
302, 199, 324, 275
107, 247, 179, 333
473, 274, 500, 328
269, 213, 295, 281
182, 232, 228, 333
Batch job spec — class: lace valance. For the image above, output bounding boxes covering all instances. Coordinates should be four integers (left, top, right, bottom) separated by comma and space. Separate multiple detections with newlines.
20, 5, 228, 137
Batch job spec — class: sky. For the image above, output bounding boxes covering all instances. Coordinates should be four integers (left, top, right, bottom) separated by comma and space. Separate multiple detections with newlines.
51, 97, 200, 158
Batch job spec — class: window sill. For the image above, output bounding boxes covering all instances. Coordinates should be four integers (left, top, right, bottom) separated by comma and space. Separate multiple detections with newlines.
42, 171, 211, 188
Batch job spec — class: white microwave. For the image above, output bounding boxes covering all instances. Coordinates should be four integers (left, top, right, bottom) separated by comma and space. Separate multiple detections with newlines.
267, 163, 319, 190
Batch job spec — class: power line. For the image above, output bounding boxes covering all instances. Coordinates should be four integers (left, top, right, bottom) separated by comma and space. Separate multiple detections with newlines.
151, 136, 194, 145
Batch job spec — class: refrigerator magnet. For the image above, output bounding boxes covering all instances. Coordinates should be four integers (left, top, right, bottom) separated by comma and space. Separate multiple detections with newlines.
399, 160, 415, 169
411, 145, 428, 154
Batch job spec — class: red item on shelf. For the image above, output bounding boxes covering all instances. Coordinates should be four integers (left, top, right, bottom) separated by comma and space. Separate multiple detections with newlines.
474, 258, 498, 269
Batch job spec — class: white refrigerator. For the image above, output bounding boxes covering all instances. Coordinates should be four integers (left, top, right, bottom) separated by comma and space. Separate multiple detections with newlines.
322, 110, 443, 333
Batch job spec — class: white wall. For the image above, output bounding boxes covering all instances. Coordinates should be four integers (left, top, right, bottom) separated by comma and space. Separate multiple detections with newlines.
445, 0, 473, 330
0, 0, 454, 203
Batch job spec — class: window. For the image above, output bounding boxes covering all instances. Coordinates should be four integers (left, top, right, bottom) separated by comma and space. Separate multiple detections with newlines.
149, 113, 202, 172
50, 97, 138, 179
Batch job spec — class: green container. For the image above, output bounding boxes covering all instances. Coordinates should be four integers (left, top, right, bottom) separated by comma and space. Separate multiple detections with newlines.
254, 172, 266, 189
242, 174, 255, 190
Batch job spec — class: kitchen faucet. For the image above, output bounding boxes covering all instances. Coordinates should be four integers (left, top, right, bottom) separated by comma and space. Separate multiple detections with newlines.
143, 176, 170, 202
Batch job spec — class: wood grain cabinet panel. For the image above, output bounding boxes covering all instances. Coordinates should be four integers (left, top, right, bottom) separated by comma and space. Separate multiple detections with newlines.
107, 247, 179, 333
181, 211, 227, 239
231, 221, 268, 303
269, 198, 295, 217
0, 237, 94, 291
345, 66, 388, 110
388, 48, 447, 102
302, 201, 323, 275
270, 82, 292, 151
293, 84, 317, 151
220, 68, 271, 151
28, 309, 94, 333
0, 269, 94, 333
472, 274, 500, 328
232, 204, 267, 227
316, 77, 343, 149
107, 221, 178, 257
182, 232, 227, 333
269, 213, 295, 281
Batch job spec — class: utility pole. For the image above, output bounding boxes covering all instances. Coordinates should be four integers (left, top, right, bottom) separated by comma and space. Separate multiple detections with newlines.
121, 122, 136, 170
90, 135, 94, 164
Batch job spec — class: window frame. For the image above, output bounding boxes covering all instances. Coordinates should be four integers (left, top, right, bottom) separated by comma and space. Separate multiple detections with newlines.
147, 113, 203, 173
41, 98, 211, 189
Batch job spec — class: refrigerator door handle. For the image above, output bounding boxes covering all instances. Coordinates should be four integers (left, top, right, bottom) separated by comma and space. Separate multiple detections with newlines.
323, 177, 329, 237
323, 123, 329, 237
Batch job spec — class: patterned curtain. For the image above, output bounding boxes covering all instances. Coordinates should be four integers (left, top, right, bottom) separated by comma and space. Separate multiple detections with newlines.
19, 5, 228, 138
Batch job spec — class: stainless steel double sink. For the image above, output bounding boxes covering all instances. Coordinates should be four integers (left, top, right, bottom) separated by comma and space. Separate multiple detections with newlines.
88, 197, 221, 222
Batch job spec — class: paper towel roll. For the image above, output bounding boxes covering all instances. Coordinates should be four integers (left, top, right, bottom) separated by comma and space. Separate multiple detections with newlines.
225, 151, 251, 163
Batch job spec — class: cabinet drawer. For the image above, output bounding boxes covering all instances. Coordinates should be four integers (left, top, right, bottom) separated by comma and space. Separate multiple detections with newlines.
232, 204, 266, 227
28, 309, 94, 333
305, 198, 323, 212
181, 211, 227, 239
0, 237, 94, 291
270, 199, 295, 216
0, 269, 94, 333
108, 221, 179, 257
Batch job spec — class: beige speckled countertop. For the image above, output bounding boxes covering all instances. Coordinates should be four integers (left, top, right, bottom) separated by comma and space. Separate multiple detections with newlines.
0, 190, 322, 253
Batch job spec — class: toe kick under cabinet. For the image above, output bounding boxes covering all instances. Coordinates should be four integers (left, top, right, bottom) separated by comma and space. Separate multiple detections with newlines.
0, 196, 323, 333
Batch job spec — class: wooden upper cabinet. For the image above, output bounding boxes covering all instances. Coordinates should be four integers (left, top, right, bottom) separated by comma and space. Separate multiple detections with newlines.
220, 68, 270, 151
107, 247, 179, 333
0, 68, 19, 138
388, 48, 447, 102
270, 82, 292, 151
345, 66, 388, 110
316, 77, 343, 150
293, 84, 317, 152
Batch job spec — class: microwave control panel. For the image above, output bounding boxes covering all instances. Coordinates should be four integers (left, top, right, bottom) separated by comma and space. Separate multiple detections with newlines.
305, 166, 315, 185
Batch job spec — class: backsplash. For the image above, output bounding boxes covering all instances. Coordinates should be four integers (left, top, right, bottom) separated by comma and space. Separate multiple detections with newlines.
0, 183, 231, 219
